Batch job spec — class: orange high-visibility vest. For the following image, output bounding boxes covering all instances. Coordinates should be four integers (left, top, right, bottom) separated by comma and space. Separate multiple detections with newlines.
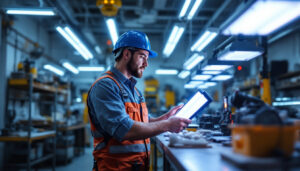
87, 71, 150, 171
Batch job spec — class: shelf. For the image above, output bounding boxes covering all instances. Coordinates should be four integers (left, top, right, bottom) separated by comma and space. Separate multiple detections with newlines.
276, 81, 300, 90
9, 78, 67, 95
58, 123, 87, 131
0, 131, 55, 143
277, 71, 300, 80
7, 153, 54, 168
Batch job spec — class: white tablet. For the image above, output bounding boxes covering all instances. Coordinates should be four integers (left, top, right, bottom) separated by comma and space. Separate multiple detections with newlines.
175, 90, 212, 119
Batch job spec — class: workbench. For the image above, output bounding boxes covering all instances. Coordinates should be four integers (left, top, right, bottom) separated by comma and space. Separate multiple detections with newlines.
154, 134, 236, 171
154, 133, 300, 171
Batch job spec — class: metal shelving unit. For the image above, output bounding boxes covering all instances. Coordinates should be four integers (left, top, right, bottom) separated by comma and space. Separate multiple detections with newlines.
0, 74, 67, 170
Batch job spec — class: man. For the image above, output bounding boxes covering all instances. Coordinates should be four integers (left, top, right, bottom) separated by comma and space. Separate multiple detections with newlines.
87, 30, 191, 171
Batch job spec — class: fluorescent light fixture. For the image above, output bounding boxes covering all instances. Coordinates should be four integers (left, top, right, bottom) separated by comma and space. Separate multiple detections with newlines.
78, 66, 105, 72
191, 29, 218, 52
212, 75, 233, 81
183, 53, 205, 70
202, 71, 222, 75
63, 62, 79, 74
198, 84, 209, 89
155, 69, 178, 75
273, 101, 300, 106
192, 74, 212, 80
219, 51, 262, 61
6, 8, 55, 16
189, 81, 204, 85
106, 18, 118, 46
94, 46, 102, 54
187, 0, 203, 20
163, 25, 185, 57
179, 0, 192, 18
217, 39, 264, 61
178, 70, 191, 79
56, 26, 93, 60
204, 82, 217, 86
202, 65, 232, 71
44, 64, 64, 76
223, 0, 300, 35
275, 97, 292, 101
184, 84, 196, 89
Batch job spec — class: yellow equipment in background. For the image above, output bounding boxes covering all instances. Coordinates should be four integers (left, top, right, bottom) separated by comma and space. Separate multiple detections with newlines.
96, 0, 122, 17
144, 78, 159, 113
82, 93, 89, 124
165, 90, 175, 109
261, 78, 271, 105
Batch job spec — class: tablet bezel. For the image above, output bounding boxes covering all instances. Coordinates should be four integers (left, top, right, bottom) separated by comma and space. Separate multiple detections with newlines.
175, 90, 212, 119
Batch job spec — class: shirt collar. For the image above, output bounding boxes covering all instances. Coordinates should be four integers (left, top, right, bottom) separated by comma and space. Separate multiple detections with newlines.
110, 66, 137, 87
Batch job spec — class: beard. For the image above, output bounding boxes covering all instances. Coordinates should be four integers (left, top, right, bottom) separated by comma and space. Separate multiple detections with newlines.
127, 55, 144, 78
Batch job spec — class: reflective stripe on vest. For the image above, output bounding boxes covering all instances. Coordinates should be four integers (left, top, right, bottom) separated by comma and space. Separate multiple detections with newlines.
109, 143, 151, 154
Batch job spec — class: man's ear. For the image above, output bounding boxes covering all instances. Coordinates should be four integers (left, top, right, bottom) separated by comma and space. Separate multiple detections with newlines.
123, 49, 131, 62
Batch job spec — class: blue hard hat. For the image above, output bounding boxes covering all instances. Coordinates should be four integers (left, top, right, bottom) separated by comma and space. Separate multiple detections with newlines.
113, 30, 157, 57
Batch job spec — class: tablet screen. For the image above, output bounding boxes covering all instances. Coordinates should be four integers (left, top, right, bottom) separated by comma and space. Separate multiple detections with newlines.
175, 90, 212, 119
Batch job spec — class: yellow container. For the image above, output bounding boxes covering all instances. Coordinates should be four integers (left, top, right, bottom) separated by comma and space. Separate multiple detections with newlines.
231, 125, 297, 157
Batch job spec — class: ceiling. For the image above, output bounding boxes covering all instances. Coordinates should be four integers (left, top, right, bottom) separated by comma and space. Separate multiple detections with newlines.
1, 0, 241, 59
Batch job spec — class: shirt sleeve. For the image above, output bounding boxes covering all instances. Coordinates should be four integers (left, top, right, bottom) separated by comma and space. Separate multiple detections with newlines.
88, 78, 134, 141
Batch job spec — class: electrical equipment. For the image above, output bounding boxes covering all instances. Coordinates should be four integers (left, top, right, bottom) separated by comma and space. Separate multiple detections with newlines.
230, 91, 282, 125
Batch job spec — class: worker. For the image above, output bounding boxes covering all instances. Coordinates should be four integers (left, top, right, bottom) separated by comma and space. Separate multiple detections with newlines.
87, 30, 191, 171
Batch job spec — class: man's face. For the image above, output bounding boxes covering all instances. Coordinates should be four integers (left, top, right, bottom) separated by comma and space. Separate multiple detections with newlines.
126, 49, 149, 78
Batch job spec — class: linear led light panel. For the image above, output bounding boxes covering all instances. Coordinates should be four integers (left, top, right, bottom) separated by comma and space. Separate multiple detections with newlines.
223, 0, 300, 35
189, 81, 204, 85
202, 71, 222, 75
6, 8, 55, 16
212, 75, 233, 81
187, 0, 203, 20
184, 84, 196, 89
44, 64, 64, 76
78, 66, 105, 71
205, 82, 217, 86
218, 51, 263, 61
63, 62, 79, 74
191, 30, 218, 52
198, 84, 209, 89
202, 65, 232, 71
155, 69, 178, 75
106, 18, 118, 46
272, 101, 300, 106
163, 25, 185, 57
56, 26, 93, 60
183, 53, 204, 70
178, 70, 191, 79
192, 74, 212, 80
179, 0, 192, 18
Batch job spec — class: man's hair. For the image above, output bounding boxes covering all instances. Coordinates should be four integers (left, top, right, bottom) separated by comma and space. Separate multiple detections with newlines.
114, 47, 138, 62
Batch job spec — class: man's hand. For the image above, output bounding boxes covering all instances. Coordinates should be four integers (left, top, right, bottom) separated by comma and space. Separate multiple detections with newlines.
166, 116, 191, 133
151, 105, 183, 122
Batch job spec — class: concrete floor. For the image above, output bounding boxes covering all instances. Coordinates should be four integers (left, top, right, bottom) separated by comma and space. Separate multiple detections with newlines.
55, 147, 93, 171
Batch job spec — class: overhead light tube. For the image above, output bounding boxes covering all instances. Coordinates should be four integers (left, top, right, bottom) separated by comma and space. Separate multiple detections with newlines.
44, 64, 64, 76
187, 0, 203, 20
63, 62, 79, 74
163, 25, 185, 57
183, 53, 204, 70
222, 0, 300, 35
6, 8, 55, 16
106, 18, 118, 46
191, 30, 218, 52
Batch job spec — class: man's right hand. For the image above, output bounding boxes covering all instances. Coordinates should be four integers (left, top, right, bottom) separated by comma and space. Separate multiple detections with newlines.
166, 117, 191, 133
